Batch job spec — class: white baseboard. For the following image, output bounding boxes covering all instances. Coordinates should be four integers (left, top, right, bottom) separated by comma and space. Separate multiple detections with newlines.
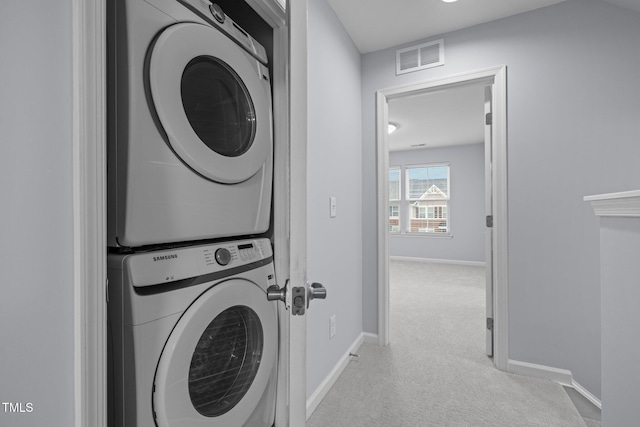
363, 332, 378, 344
571, 379, 602, 410
390, 256, 486, 267
508, 359, 601, 410
507, 359, 573, 386
306, 333, 365, 420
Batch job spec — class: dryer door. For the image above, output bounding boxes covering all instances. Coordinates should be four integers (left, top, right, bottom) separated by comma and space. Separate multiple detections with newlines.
153, 279, 277, 427
149, 23, 272, 184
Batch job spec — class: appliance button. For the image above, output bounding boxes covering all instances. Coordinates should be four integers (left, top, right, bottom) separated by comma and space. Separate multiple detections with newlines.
209, 3, 225, 24
215, 248, 231, 266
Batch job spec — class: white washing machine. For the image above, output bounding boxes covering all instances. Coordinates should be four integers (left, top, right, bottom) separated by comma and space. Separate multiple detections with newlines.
107, 0, 273, 248
107, 238, 278, 427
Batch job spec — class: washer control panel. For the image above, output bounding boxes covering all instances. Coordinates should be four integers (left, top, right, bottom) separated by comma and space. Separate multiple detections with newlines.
202, 240, 268, 267
123, 238, 273, 288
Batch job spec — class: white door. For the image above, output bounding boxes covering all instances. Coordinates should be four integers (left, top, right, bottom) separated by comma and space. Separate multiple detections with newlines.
484, 85, 494, 357
287, 0, 309, 421
272, 0, 326, 425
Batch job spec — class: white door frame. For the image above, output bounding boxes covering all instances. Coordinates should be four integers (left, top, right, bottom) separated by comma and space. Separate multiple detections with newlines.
74, 0, 300, 425
72, 0, 107, 425
375, 65, 509, 371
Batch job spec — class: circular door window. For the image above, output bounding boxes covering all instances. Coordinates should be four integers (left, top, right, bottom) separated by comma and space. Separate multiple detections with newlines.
149, 23, 272, 184
188, 306, 263, 417
153, 279, 277, 427
181, 57, 256, 158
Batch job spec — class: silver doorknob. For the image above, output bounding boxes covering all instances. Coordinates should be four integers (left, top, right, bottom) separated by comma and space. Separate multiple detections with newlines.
307, 282, 327, 307
266, 284, 286, 302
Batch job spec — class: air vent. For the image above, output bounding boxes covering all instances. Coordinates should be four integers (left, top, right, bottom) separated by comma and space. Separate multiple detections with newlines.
396, 39, 444, 75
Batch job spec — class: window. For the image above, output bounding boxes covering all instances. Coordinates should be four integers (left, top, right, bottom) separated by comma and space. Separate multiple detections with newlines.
388, 167, 401, 232
389, 163, 450, 235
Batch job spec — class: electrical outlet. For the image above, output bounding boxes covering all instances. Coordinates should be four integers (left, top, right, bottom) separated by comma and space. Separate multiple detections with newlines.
330, 315, 336, 338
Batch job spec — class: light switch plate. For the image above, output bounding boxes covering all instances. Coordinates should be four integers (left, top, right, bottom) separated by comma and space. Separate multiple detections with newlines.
330, 196, 337, 218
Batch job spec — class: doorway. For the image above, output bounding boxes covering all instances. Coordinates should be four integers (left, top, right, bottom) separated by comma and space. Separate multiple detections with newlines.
375, 66, 509, 371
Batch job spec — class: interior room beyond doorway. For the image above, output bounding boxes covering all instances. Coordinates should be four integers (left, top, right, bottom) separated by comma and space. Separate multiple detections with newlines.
375, 66, 509, 370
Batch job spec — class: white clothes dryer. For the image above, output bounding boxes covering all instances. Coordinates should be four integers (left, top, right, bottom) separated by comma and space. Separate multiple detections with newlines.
107, 238, 278, 427
107, 0, 273, 248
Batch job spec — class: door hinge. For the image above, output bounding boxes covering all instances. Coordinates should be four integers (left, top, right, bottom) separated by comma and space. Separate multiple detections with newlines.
485, 112, 493, 125
486, 215, 493, 228
487, 318, 494, 331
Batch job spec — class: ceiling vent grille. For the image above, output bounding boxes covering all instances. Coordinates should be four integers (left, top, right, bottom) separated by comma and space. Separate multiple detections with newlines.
396, 39, 444, 75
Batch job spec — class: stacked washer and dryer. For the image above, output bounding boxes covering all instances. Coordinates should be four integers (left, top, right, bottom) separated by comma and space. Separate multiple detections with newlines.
107, 0, 278, 426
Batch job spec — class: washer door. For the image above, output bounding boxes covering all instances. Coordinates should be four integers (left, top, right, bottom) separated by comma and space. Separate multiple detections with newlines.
153, 280, 277, 427
149, 23, 271, 184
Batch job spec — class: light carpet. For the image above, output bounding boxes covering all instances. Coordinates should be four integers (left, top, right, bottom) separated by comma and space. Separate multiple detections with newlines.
307, 261, 588, 426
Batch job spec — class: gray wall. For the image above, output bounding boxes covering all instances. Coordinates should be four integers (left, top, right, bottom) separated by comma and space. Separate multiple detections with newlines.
362, 0, 640, 399
306, 0, 363, 398
389, 144, 485, 263
0, 1, 75, 426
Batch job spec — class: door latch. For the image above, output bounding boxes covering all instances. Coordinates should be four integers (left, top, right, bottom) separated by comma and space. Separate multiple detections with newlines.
292, 286, 306, 315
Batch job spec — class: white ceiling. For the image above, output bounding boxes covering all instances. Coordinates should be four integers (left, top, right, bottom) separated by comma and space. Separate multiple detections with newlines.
326, 0, 640, 55
326, 0, 640, 152
388, 83, 486, 152
326, 0, 567, 54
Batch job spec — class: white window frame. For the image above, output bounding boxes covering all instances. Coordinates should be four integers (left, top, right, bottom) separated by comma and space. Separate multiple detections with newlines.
388, 166, 401, 234
404, 162, 451, 236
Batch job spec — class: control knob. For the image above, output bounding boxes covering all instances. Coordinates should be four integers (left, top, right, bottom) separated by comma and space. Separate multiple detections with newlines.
214, 248, 231, 266
209, 3, 225, 24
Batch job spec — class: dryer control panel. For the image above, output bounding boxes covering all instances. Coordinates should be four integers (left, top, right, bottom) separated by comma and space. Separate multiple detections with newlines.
177, 0, 269, 64
118, 238, 273, 288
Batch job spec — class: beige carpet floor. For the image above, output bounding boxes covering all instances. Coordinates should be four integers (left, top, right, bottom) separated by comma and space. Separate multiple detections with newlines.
307, 260, 589, 427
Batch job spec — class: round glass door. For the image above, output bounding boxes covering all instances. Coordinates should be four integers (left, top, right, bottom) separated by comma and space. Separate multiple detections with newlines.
188, 306, 263, 417
149, 23, 272, 184
181, 57, 256, 158
153, 279, 277, 427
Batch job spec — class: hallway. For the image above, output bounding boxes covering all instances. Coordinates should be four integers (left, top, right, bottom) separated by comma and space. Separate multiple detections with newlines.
307, 261, 598, 426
